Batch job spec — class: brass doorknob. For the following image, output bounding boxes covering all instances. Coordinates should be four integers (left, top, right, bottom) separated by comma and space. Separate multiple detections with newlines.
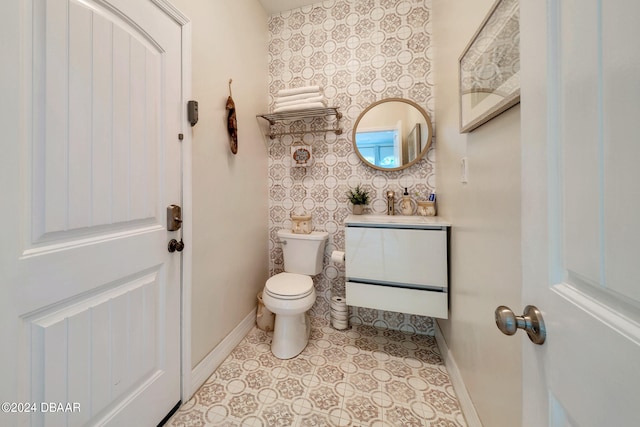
495, 305, 546, 345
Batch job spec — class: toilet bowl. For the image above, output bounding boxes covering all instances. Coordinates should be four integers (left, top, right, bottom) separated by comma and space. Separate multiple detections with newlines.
262, 273, 316, 359
262, 230, 328, 359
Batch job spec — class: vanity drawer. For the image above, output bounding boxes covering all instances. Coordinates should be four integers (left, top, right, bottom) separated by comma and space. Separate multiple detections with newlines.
345, 281, 448, 319
345, 227, 447, 288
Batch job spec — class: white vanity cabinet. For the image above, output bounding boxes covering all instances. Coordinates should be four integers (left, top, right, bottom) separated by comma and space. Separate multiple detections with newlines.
344, 215, 450, 319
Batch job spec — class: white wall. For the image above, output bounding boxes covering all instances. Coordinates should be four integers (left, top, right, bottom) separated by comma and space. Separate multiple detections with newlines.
432, 1, 523, 426
170, 0, 270, 368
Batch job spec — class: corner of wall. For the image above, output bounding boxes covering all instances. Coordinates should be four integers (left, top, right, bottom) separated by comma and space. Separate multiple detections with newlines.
169, 0, 270, 369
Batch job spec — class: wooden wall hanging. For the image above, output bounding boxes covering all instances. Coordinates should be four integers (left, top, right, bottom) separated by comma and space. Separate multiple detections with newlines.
226, 79, 238, 154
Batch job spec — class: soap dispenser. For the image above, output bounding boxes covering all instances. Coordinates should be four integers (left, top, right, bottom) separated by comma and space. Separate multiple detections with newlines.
401, 188, 413, 215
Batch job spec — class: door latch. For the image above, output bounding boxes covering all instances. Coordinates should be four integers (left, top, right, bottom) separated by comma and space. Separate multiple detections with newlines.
167, 204, 182, 231
188, 100, 198, 126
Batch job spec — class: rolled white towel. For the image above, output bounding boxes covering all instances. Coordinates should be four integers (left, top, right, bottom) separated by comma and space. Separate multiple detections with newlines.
274, 96, 326, 109
273, 102, 327, 113
275, 92, 322, 104
277, 85, 322, 97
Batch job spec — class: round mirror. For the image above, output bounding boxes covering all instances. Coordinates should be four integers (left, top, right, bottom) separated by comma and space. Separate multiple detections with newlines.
352, 98, 433, 171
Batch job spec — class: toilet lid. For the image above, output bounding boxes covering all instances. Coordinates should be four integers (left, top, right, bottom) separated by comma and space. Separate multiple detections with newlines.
265, 273, 313, 298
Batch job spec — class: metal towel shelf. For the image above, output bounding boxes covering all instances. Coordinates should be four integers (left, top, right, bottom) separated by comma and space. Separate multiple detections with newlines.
257, 107, 342, 139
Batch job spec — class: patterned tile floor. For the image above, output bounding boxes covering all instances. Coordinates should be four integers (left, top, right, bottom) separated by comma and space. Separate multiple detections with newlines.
168, 317, 467, 427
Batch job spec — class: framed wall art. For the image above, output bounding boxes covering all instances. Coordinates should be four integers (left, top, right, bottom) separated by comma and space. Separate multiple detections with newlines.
407, 123, 421, 163
459, 0, 520, 133
291, 145, 312, 167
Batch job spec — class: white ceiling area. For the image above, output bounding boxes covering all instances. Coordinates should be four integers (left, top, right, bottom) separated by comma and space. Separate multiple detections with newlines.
258, 0, 322, 14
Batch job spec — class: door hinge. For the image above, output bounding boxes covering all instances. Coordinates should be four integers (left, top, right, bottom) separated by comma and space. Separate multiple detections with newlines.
178, 133, 184, 141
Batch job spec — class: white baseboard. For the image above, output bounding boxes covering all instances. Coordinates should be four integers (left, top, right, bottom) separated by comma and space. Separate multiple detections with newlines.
434, 322, 483, 427
189, 308, 256, 397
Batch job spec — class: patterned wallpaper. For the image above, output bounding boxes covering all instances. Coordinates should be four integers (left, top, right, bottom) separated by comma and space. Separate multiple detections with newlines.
267, 0, 436, 334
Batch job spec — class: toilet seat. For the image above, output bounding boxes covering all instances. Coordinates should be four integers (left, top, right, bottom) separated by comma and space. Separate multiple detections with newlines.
265, 272, 313, 300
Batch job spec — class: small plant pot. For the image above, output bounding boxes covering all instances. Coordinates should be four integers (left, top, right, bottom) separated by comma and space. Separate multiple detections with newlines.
352, 204, 365, 215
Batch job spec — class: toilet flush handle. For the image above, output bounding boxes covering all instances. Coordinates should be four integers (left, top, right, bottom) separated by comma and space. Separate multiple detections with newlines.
495, 305, 546, 345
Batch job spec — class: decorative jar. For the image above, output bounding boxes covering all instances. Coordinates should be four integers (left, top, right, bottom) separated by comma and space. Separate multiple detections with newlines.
417, 201, 436, 216
291, 214, 312, 234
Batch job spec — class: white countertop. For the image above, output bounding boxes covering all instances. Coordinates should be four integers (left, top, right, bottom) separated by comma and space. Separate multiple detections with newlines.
345, 214, 451, 227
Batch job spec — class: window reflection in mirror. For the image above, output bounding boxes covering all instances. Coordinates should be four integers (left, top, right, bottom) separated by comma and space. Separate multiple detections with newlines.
355, 129, 399, 167
353, 98, 433, 171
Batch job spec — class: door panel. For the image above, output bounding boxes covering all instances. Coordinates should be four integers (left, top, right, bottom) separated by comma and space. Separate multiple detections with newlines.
33, 0, 165, 243
521, 0, 640, 426
1, 0, 183, 425
27, 270, 161, 426
602, 1, 640, 300
557, 0, 640, 306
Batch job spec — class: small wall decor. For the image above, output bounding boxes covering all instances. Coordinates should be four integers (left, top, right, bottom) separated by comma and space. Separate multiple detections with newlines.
459, 0, 520, 133
226, 79, 238, 154
291, 145, 312, 167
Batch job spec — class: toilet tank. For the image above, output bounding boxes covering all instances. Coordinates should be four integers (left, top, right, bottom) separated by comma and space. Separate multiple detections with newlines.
277, 230, 329, 275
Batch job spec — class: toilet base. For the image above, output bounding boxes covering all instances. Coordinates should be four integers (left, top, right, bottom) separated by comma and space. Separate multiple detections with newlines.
261, 280, 316, 360
271, 312, 311, 359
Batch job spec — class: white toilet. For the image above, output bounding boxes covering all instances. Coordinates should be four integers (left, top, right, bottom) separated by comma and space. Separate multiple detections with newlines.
262, 229, 329, 359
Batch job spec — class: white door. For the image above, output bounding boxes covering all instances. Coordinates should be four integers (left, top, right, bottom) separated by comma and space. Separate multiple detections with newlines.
520, 0, 640, 426
0, 0, 183, 425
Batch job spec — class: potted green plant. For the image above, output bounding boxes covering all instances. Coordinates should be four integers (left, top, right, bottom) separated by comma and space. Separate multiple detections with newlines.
347, 184, 370, 215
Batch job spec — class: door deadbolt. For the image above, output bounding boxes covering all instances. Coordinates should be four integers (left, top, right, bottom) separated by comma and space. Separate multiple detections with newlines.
495, 305, 546, 345
167, 204, 182, 231
168, 239, 184, 253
